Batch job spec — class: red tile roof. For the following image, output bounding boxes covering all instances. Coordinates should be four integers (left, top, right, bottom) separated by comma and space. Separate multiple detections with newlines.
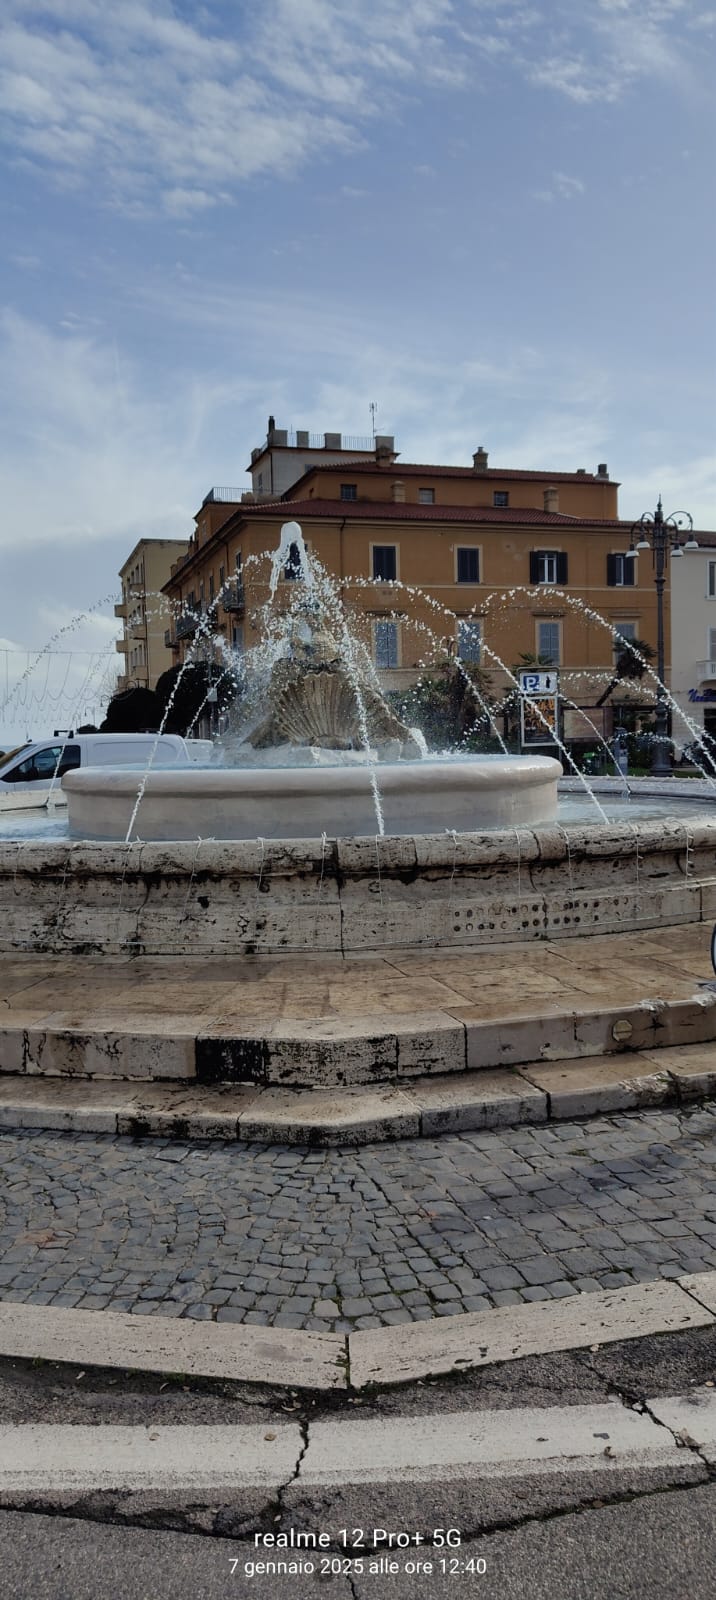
287, 462, 617, 486
240, 497, 607, 527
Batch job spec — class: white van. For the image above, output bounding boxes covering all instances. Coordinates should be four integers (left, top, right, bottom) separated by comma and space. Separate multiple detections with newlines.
0, 733, 213, 812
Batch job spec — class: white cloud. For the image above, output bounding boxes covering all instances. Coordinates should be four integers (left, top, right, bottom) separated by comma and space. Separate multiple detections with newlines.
0, 1, 707, 216
0, 307, 206, 550
533, 170, 586, 201
0, 0, 466, 213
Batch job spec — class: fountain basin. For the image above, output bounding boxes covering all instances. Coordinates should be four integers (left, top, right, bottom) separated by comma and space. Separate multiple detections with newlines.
63, 754, 563, 841
2, 812, 715, 956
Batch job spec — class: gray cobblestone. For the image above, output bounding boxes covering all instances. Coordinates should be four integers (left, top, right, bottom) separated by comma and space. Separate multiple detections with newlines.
2, 1103, 716, 1331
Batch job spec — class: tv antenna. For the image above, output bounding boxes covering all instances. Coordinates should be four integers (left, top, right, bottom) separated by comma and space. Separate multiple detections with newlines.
369, 401, 378, 440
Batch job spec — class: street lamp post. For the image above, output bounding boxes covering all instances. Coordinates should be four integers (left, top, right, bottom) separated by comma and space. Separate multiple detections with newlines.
624, 498, 697, 776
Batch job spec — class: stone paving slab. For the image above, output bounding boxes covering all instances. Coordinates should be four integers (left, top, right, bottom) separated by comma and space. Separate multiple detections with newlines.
679, 1273, 716, 1315
0, 925, 712, 1092
640, 1043, 716, 1101
0, 1303, 345, 1390
1, 981, 715, 1091
2, 1104, 716, 1333
647, 1388, 716, 1465
0, 1420, 303, 1490
301, 1398, 690, 1481
1, 1047, 715, 1144
522, 1057, 673, 1119
0, 922, 709, 1024
348, 1280, 714, 1388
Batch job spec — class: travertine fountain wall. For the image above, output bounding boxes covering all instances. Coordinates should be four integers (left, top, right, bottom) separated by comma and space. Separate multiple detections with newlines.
2, 817, 715, 957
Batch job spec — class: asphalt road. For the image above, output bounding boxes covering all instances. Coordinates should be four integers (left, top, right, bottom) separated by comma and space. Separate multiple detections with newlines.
2, 1485, 715, 1600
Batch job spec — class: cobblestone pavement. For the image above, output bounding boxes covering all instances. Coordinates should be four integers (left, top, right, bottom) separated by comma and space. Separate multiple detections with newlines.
1, 1105, 716, 1332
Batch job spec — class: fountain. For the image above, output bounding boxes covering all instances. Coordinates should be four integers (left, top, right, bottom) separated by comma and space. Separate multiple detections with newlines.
62, 527, 562, 843
1, 523, 715, 959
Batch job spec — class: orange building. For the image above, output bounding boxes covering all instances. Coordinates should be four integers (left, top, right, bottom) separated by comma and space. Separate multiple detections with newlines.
163, 433, 661, 705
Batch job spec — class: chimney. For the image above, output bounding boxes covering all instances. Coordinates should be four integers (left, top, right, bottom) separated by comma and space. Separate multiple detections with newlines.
597, 462, 609, 478
544, 486, 559, 514
473, 446, 488, 472
391, 481, 406, 503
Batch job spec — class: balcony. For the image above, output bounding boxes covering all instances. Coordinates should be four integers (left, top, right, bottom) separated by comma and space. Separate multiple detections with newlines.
114, 601, 127, 619
697, 661, 716, 682
164, 629, 179, 650
222, 578, 245, 613
175, 608, 202, 640
202, 487, 248, 507
115, 637, 128, 653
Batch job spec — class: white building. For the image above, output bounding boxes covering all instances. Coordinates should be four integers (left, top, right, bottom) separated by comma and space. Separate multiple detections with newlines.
247, 416, 396, 499
670, 537, 716, 749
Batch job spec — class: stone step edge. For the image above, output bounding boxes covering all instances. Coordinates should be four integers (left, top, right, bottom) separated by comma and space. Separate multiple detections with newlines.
0, 1050, 714, 1144
1, 989, 715, 1089
0, 1275, 714, 1393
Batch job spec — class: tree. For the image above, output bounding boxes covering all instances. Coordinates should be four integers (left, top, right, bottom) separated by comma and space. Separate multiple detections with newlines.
100, 687, 160, 732
595, 637, 655, 708
155, 660, 240, 735
392, 654, 496, 751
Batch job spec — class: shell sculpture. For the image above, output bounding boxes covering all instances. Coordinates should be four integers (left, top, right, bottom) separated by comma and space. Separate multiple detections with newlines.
273, 671, 364, 749
248, 660, 413, 752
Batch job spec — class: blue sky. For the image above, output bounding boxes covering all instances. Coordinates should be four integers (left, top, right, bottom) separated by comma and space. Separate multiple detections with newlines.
1, 0, 715, 741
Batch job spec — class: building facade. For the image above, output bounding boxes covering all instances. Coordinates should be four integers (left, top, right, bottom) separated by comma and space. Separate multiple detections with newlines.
116, 538, 189, 691
163, 432, 672, 728
670, 537, 716, 751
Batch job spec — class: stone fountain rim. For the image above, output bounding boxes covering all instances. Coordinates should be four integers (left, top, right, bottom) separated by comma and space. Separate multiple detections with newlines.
2, 809, 716, 878
61, 753, 563, 802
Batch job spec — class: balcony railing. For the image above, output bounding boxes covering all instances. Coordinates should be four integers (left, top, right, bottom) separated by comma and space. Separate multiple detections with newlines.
114, 601, 127, 618
175, 609, 201, 640
697, 661, 716, 682
164, 629, 179, 650
222, 578, 245, 612
115, 637, 128, 653
202, 487, 249, 506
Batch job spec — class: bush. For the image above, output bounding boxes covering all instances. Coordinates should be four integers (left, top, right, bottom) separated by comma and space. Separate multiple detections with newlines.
391, 660, 497, 751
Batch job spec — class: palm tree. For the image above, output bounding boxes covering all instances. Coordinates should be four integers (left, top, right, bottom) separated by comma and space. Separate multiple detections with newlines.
595, 637, 655, 708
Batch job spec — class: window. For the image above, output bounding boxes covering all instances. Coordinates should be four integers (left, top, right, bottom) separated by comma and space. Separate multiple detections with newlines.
613, 620, 637, 659
4, 744, 80, 783
232, 625, 244, 652
457, 621, 482, 664
456, 547, 480, 584
219, 564, 225, 589
375, 619, 398, 668
493, 491, 509, 508
209, 574, 215, 601
418, 488, 435, 504
708, 560, 716, 599
258, 473, 263, 491
709, 626, 716, 665
607, 553, 635, 587
340, 483, 357, 501
530, 550, 568, 585
26, 747, 63, 780
537, 621, 561, 664
372, 545, 397, 582
235, 550, 242, 572
284, 542, 302, 580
